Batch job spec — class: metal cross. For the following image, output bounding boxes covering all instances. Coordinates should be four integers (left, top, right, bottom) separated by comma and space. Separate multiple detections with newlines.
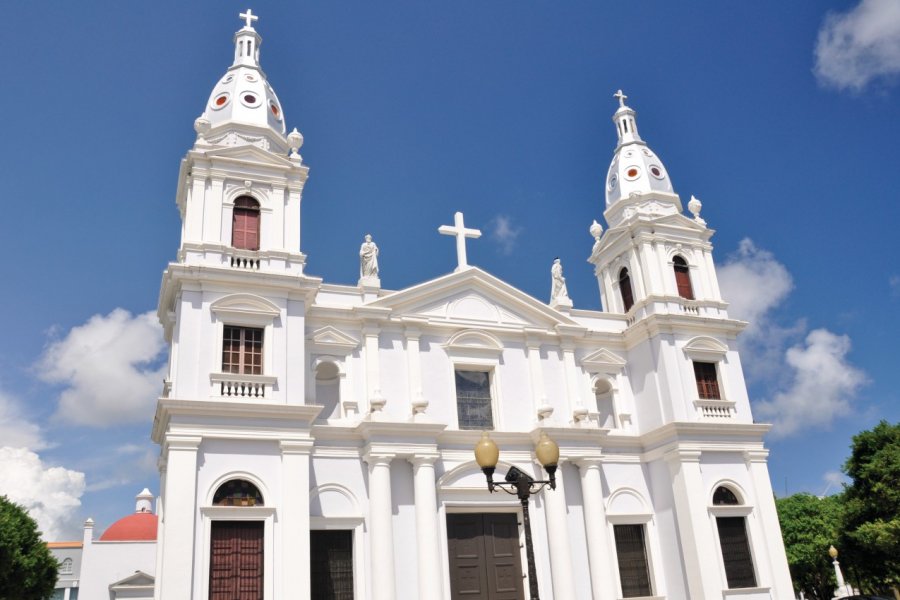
438, 211, 481, 271
239, 9, 259, 28
614, 89, 628, 108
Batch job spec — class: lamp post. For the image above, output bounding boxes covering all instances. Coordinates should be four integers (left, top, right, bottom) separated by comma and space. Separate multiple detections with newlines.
474, 431, 559, 600
828, 545, 853, 597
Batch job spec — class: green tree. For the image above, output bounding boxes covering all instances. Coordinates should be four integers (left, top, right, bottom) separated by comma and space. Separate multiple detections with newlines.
0, 495, 58, 600
776, 492, 842, 599
840, 420, 900, 592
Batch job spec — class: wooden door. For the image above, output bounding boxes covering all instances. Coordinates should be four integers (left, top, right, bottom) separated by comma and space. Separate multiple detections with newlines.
209, 521, 264, 600
447, 513, 524, 600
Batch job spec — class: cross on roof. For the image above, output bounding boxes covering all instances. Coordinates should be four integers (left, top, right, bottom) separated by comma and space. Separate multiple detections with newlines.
438, 212, 481, 271
614, 89, 628, 108
239, 9, 259, 28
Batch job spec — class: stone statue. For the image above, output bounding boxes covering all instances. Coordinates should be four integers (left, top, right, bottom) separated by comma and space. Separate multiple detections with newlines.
359, 234, 379, 279
550, 258, 569, 303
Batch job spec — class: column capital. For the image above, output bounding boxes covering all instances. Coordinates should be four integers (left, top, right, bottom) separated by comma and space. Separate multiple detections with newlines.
573, 456, 604, 470
363, 452, 395, 467
280, 439, 315, 455
166, 435, 202, 451
743, 449, 769, 463
664, 447, 702, 464
408, 453, 439, 468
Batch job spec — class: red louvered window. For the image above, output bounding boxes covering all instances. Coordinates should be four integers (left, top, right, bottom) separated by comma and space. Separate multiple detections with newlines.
693, 361, 720, 400
232, 196, 260, 250
673, 256, 694, 300
209, 521, 264, 600
619, 268, 635, 312
223, 326, 263, 375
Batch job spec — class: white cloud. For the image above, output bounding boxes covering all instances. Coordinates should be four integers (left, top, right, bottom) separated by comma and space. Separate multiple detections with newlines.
718, 239, 801, 381
85, 443, 158, 492
0, 390, 47, 450
490, 215, 523, 255
717, 239, 867, 438
890, 274, 900, 298
0, 447, 85, 541
814, 0, 900, 91
755, 329, 867, 438
38, 309, 166, 427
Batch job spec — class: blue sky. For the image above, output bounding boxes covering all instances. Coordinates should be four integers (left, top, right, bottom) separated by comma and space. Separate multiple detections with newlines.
1, 1, 898, 539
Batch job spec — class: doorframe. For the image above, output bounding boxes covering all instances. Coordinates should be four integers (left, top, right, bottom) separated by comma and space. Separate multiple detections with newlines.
310, 516, 365, 600
441, 502, 534, 600
200, 506, 276, 600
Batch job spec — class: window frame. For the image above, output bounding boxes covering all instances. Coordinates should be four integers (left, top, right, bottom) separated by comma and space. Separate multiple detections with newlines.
606, 489, 664, 599
612, 522, 654, 598
231, 195, 261, 251
618, 267, 635, 312
222, 325, 264, 375
708, 484, 760, 591
692, 361, 721, 400
672, 255, 695, 300
452, 367, 498, 431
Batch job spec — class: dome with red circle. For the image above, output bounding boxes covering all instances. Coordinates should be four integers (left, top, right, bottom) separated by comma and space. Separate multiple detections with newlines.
99, 512, 158, 541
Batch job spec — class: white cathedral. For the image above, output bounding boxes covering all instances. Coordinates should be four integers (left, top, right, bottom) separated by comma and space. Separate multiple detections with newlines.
138, 9, 796, 600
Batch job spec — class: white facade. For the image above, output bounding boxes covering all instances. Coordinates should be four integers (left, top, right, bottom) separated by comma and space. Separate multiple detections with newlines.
150, 12, 794, 600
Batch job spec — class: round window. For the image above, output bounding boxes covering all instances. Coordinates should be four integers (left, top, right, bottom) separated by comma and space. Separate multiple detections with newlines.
269, 101, 281, 119
608, 174, 618, 190
625, 167, 641, 180
211, 93, 230, 110
649, 165, 664, 179
240, 92, 261, 107
245, 73, 258, 82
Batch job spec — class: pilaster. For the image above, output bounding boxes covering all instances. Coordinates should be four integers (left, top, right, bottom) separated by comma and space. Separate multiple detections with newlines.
525, 329, 551, 421
281, 440, 314, 600
664, 447, 719, 600
542, 459, 576, 599
157, 435, 201, 598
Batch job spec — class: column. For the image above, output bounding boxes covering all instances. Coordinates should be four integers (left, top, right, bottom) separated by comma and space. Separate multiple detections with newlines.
271, 184, 286, 249
282, 440, 314, 600
665, 448, 720, 600
364, 453, 396, 600
153, 459, 167, 600
703, 249, 723, 302
576, 459, 618, 600
409, 455, 444, 600
542, 461, 576, 599
744, 450, 795, 599
185, 174, 206, 242
157, 435, 201, 598
641, 239, 663, 294
206, 177, 224, 244
525, 330, 550, 420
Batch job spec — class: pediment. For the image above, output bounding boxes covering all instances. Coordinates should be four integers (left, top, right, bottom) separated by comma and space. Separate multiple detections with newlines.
580, 347, 627, 372
367, 267, 579, 329
211, 293, 280, 318
110, 570, 155, 589
651, 212, 707, 231
308, 326, 360, 353
202, 143, 294, 168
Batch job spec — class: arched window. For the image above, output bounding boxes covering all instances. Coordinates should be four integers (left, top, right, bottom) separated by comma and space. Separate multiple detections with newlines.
619, 268, 635, 312
594, 379, 616, 429
213, 479, 264, 507
711, 486, 757, 589
59, 557, 73, 575
314, 361, 341, 421
673, 256, 694, 300
232, 196, 260, 251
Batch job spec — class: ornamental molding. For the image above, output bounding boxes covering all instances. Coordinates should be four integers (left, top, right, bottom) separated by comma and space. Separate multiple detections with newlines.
580, 347, 627, 373
682, 335, 730, 361
307, 325, 360, 355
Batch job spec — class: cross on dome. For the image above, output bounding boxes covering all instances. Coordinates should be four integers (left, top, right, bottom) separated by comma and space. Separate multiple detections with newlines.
438, 212, 481, 271
239, 9, 259, 28
614, 89, 628, 108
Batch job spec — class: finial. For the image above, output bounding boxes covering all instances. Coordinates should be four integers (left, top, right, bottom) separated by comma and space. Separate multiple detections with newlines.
614, 89, 628, 108
589, 219, 603, 240
287, 128, 304, 161
688, 195, 705, 225
239, 9, 259, 29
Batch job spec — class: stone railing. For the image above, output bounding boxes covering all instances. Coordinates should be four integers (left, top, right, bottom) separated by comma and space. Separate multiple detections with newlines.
694, 399, 736, 420
227, 249, 261, 270
210, 373, 277, 399
679, 299, 700, 315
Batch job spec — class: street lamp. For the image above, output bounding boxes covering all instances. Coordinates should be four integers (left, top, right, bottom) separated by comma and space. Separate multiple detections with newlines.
474, 431, 559, 600
828, 545, 853, 597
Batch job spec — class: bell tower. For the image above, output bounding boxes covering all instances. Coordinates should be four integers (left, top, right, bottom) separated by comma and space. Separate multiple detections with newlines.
588, 91, 726, 320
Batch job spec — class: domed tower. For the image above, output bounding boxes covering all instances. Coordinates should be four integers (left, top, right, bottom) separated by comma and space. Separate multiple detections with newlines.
589, 91, 726, 318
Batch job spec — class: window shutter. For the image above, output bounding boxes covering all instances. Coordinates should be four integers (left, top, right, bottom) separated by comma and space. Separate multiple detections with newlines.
613, 524, 653, 598
232, 197, 260, 251
693, 361, 720, 399
673, 257, 694, 300
619, 269, 635, 312
717, 517, 757, 588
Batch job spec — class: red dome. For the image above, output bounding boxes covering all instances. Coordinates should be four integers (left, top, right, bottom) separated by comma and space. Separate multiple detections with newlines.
99, 512, 158, 541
